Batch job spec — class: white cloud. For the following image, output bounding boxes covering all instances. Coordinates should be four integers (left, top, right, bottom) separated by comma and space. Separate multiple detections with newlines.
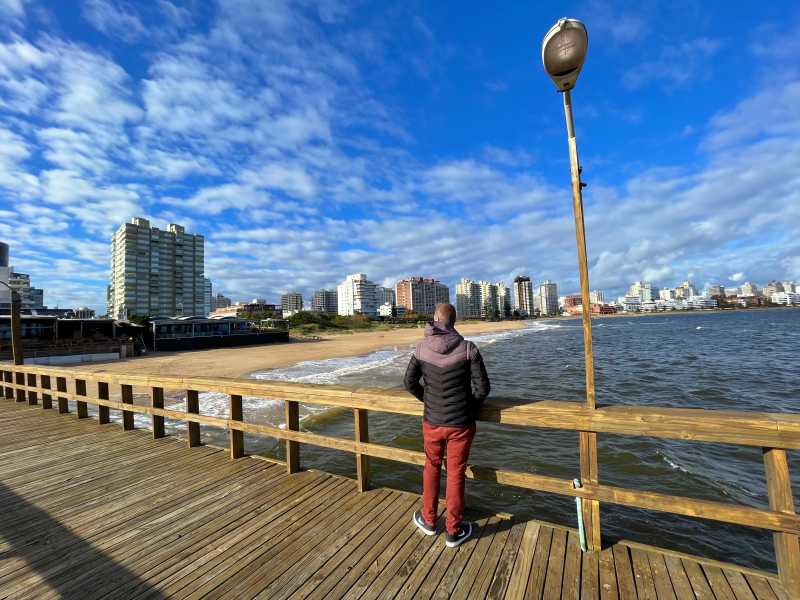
729, 272, 744, 282
622, 38, 721, 90
82, 0, 146, 42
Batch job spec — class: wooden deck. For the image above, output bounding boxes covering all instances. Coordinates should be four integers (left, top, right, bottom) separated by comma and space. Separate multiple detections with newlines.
0, 401, 788, 599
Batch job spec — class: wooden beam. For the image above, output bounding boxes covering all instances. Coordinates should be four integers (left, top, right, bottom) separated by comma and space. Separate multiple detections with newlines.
98, 381, 110, 424
151, 386, 165, 438
75, 378, 88, 418
14, 371, 25, 403
26, 373, 37, 405
121, 383, 134, 430
40, 374, 52, 409
354, 408, 369, 492
186, 389, 200, 447
56, 376, 68, 413
763, 448, 800, 597
229, 394, 244, 459
285, 400, 300, 474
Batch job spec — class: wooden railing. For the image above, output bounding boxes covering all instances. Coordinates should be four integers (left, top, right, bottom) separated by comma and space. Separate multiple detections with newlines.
2, 363, 799, 595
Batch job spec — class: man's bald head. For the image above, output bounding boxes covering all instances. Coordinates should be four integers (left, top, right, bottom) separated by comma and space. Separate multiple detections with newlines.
434, 303, 457, 328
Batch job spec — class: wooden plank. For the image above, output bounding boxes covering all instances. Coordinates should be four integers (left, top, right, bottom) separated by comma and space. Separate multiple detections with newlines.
612, 544, 637, 600
75, 378, 88, 418
186, 389, 200, 447
763, 448, 800, 599
581, 547, 600, 600
544, 528, 568, 600
561, 530, 582, 600
229, 394, 244, 459
682, 558, 716, 599
503, 521, 540, 600
663, 555, 696, 599
724, 569, 758, 600
97, 382, 110, 424
354, 407, 369, 492
449, 516, 502, 599
630, 547, 658, 600
151, 386, 164, 438
121, 383, 134, 430
743, 574, 779, 600
486, 519, 527, 600
285, 399, 299, 474
468, 517, 515, 599
644, 551, 677, 600
526, 524, 554, 599
702, 564, 737, 600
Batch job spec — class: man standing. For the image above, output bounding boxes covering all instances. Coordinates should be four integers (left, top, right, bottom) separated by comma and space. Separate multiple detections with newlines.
404, 303, 491, 547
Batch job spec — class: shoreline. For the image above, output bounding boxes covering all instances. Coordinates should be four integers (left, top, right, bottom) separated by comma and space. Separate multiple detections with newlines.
50, 319, 530, 380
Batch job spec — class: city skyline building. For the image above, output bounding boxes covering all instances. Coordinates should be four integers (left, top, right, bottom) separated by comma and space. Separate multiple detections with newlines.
539, 280, 559, 316
337, 273, 378, 317
395, 277, 449, 315
513, 275, 535, 316
212, 292, 232, 310
0, 242, 45, 311
628, 281, 655, 302
455, 278, 481, 319
108, 218, 205, 319
281, 291, 304, 315
376, 286, 396, 308
311, 289, 338, 314
203, 278, 213, 316
589, 289, 605, 304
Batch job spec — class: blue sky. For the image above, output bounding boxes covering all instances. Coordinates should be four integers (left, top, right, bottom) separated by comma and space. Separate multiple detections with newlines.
0, 0, 798, 312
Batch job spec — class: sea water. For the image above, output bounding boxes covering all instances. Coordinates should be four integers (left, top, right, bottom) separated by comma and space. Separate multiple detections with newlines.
130, 309, 799, 571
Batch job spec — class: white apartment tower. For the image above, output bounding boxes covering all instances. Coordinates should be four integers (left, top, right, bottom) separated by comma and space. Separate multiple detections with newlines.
539, 280, 559, 316
108, 218, 205, 319
337, 273, 378, 317
495, 282, 511, 318
455, 278, 482, 319
628, 281, 655, 302
513, 276, 535, 316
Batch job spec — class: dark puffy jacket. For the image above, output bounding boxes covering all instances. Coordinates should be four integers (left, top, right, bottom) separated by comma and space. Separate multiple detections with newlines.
403, 322, 491, 427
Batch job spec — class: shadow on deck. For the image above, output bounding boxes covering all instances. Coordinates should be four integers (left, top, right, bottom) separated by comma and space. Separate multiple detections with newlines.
0, 401, 787, 599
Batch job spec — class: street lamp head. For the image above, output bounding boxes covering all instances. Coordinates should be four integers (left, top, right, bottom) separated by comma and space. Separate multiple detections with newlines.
541, 18, 588, 92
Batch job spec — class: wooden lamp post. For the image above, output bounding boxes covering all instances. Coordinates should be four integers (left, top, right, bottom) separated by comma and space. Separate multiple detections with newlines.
541, 17, 601, 552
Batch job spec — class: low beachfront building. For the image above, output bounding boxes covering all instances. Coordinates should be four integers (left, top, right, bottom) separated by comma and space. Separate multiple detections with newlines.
771, 292, 800, 305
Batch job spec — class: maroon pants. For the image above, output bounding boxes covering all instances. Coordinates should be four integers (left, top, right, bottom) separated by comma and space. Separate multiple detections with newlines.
422, 420, 476, 535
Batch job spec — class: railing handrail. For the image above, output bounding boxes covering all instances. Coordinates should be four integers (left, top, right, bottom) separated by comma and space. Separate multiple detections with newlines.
2, 362, 799, 592
4, 363, 800, 449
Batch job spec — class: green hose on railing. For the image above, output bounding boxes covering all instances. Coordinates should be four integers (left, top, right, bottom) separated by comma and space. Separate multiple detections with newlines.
573, 478, 588, 552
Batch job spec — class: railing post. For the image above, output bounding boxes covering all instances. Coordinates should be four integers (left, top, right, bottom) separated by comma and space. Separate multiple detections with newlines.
285, 400, 300, 474
75, 378, 88, 418
98, 382, 110, 424
14, 371, 25, 403
56, 376, 68, 413
152, 386, 165, 438
26, 373, 37, 405
121, 384, 134, 430
354, 408, 370, 492
40, 374, 52, 409
229, 394, 244, 459
3, 370, 12, 399
187, 389, 201, 447
580, 432, 601, 551
763, 448, 800, 597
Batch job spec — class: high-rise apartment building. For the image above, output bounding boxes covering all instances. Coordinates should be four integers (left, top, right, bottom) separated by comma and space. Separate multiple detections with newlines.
213, 293, 232, 310
675, 281, 698, 299
706, 284, 726, 299
628, 281, 655, 302
203, 278, 213, 316
539, 280, 559, 316
659, 288, 676, 301
376, 286, 396, 308
455, 278, 481, 319
478, 281, 498, 319
281, 292, 304, 314
739, 282, 759, 297
589, 290, 605, 304
0, 242, 45, 311
513, 276, 535, 316
783, 281, 797, 293
495, 283, 511, 318
337, 273, 377, 317
395, 277, 449, 315
311, 289, 338, 314
763, 281, 784, 297
108, 218, 205, 319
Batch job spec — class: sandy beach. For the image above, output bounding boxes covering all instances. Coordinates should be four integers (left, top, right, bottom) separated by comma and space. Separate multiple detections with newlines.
53, 320, 529, 379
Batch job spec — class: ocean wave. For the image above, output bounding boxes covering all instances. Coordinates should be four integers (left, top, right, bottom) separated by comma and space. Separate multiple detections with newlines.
251, 349, 410, 385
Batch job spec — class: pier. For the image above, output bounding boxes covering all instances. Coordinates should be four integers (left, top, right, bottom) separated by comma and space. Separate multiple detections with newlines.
1, 364, 798, 599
